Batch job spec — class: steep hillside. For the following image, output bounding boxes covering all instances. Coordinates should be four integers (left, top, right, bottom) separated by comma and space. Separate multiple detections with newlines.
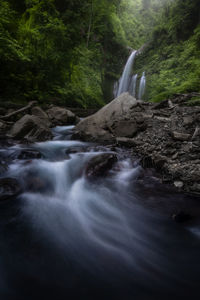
133, 0, 200, 102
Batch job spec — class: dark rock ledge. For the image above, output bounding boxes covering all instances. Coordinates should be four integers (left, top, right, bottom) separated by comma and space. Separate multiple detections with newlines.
73, 93, 200, 195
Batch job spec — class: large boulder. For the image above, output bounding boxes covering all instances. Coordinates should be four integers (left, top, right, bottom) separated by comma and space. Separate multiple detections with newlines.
31, 106, 51, 127
47, 106, 79, 126
74, 93, 146, 142
8, 114, 52, 142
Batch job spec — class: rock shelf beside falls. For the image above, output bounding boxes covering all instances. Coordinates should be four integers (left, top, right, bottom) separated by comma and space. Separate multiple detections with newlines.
74, 92, 200, 195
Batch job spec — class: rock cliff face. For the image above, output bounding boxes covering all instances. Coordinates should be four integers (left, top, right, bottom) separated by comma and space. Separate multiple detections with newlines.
74, 93, 200, 194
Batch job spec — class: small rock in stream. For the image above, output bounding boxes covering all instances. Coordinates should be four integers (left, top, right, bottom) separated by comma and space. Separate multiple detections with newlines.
174, 181, 184, 189
172, 211, 193, 223
0, 178, 22, 201
17, 149, 42, 159
0, 163, 8, 175
85, 153, 118, 180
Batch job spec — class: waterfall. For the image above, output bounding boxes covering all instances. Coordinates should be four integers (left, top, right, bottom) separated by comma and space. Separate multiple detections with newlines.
129, 74, 138, 98
113, 81, 119, 98
116, 50, 137, 97
138, 72, 146, 100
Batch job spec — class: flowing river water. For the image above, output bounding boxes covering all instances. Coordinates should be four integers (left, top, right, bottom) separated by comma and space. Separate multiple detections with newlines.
0, 125, 200, 300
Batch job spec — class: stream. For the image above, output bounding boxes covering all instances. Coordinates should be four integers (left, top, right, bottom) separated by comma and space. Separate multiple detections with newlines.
0, 125, 200, 300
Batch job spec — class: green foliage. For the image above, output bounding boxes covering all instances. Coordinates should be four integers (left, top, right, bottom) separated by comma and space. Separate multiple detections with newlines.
187, 96, 200, 106
56, 46, 104, 108
134, 0, 200, 102
0, 1, 29, 101
117, 0, 169, 49
0, 0, 199, 107
17, 0, 71, 101
0, 0, 126, 107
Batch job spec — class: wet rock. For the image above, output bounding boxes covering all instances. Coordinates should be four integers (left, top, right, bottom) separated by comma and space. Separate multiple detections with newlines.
0, 178, 22, 201
85, 153, 117, 180
73, 127, 112, 143
113, 121, 138, 137
65, 146, 87, 155
174, 181, 184, 189
26, 177, 47, 193
190, 183, 200, 193
141, 155, 167, 171
142, 156, 154, 169
171, 131, 191, 141
116, 137, 137, 147
0, 121, 5, 130
0, 121, 8, 134
67, 108, 98, 118
23, 169, 53, 193
191, 127, 200, 141
75, 93, 143, 142
172, 212, 193, 223
17, 149, 42, 159
31, 106, 51, 126
153, 155, 167, 170
153, 99, 169, 110
183, 116, 195, 126
8, 114, 52, 142
112, 120, 146, 138
0, 163, 8, 175
74, 92, 200, 194
47, 106, 79, 126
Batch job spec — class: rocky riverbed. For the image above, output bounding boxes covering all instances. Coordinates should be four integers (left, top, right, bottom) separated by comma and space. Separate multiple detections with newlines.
1, 102, 200, 300
0, 104, 79, 142
1, 124, 200, 300
73, 93, 200, 195
0, 93, 200, 195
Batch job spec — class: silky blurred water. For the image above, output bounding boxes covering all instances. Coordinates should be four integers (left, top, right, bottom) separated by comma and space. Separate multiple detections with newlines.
0, 125, 200, 300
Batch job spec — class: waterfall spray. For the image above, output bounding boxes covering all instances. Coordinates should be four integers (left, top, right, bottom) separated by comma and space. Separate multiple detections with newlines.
113, 81, 119, 98
138, 72, 146, 100
129, 74, 138, 98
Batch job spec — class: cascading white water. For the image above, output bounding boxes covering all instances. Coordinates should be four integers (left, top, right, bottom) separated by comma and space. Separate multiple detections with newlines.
1, 125, 200, 299
129, 74, 138, 97
138, 71, 146, 100
113, 81, 119, 98
116, 50, 137, 97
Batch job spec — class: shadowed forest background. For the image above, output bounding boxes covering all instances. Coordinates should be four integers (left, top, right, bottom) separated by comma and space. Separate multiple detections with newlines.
0, 0, 200, 107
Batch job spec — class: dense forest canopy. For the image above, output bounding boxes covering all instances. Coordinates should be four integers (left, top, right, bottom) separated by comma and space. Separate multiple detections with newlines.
0, 0, 200, 107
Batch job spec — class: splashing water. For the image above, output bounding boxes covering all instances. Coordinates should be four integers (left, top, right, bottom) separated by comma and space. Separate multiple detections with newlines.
138, 71, 146, 100
129, 74, 138, 97
113, 81, 119, 98
0, 126, 200, 300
